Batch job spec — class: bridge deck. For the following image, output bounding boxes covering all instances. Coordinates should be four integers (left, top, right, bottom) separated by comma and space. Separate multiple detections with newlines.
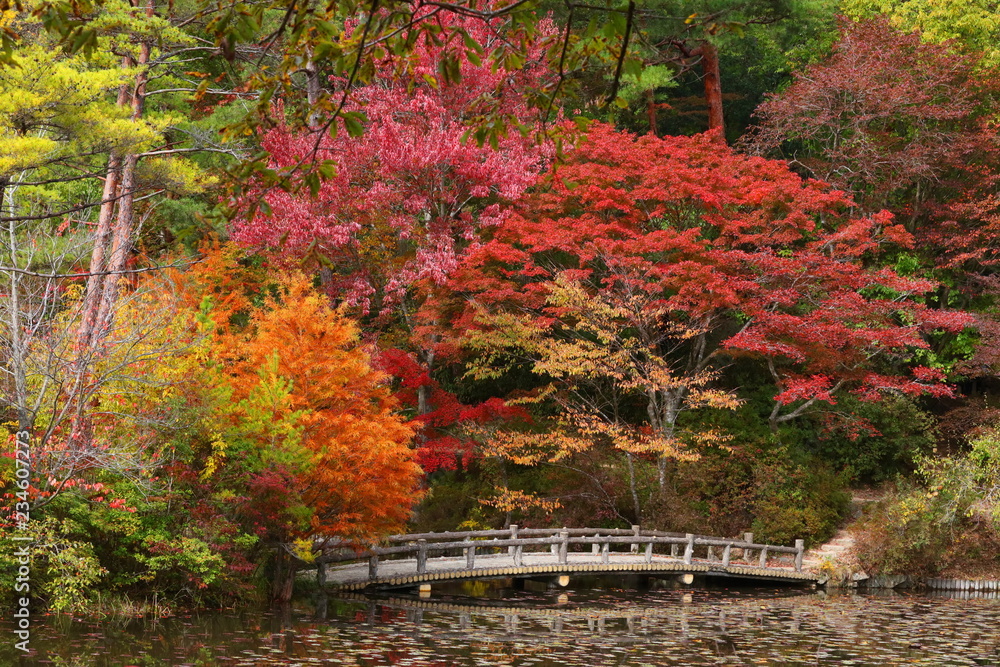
325, 551, 818, 590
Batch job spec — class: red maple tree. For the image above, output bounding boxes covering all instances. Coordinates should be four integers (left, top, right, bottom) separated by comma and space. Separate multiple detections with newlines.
376, 348, 527, 473
446, 122, 971, 437
744, 18, 992, 216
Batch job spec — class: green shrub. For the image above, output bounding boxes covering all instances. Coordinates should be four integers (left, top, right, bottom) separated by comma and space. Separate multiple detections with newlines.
814, 396, 935, 484
748, 444, 850, 547
853, 434, 1000, 576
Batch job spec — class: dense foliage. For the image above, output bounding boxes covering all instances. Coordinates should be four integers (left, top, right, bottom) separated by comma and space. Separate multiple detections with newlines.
5, 0, 1000, 611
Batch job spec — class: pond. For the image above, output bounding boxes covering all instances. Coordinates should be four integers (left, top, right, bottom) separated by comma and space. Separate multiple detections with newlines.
5, 577, 1000, 666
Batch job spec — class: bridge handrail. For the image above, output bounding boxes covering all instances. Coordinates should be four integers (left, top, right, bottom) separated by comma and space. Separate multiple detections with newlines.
320, 527, 742, 551
385, 527, 698, 542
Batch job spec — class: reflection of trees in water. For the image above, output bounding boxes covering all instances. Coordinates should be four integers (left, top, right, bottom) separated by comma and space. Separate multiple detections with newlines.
13, 589, 1000, 664
317, 587, 1000, 661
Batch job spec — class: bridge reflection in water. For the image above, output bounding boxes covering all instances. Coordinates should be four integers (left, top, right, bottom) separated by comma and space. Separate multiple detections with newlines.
311, 582, 1000, 651
313, 583, 826, 649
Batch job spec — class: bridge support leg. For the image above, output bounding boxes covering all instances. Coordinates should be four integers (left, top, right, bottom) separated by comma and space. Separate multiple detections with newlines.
417, 539, 428, 574
316, 561, 327, 588
508, 525, 518, 558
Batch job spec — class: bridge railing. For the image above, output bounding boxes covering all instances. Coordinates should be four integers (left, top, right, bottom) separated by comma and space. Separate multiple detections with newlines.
315, 526, 805, 580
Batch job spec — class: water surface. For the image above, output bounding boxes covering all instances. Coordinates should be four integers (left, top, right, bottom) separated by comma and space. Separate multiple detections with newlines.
5, 578, 1000, 666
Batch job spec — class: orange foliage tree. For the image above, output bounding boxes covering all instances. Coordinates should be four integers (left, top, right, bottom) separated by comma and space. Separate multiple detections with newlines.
173, 246, 422, 599
221, 274, 421, 542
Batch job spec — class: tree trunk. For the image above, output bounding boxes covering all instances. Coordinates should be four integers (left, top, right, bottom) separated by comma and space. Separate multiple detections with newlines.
655, 391, 682, 493
77, 72, 129, 353
305, 49, 323, 130
95, 152, 138, 335
625, 451, 642, 523
646, 89, 658, 137
701, 42, 725, 141
94, 2, 152, 339
272, 550, 296, 603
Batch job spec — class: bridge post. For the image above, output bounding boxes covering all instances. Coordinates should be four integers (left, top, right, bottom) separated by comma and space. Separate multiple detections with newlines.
592, 534, 600, 555
417, 539, 428, 574
644, 541, 653, 563
722, 544, 731, 567
467, 544, 476, 569
743, 533, 754, 563
670, 542, 679, 558
558, 529, 569, 564
601, 542, 609, 564
631, 525, 640, 554
508, 525, 518, 558
316, 561, 327, 588
683, 534, 694, 565
794, 539, 804, 572
758, 545, 769, 568
368, 554, 379, 580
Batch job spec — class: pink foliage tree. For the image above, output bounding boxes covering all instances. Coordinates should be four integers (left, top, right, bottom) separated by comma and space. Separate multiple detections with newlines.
232, 8, 556, 316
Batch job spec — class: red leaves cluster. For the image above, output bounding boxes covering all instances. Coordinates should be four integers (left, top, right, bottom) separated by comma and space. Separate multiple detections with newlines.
746, 18, 990, 212
377, 348, 527, 473
232, 9, 555, 315
449, 122, 971, 416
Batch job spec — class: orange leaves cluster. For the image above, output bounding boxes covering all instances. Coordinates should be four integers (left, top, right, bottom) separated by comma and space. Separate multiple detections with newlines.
175, 245, 422, 544
231, 277, 421, 542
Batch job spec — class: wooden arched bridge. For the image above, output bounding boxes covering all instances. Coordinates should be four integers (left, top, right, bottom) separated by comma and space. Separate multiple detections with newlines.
309, 526, 818, 590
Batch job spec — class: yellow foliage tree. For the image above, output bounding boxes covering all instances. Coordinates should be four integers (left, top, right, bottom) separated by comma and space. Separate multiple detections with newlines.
464, 274, 739, 522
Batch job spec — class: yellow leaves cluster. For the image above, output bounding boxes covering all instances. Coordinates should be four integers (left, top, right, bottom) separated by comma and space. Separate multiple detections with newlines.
476, 427, 591, 466
480, 487, 561, 514
842, 0, 1000, 69
464, 273, 739, 469
569, 410, 688, 458
0, 41, 158, 175
199, 432, 228, 481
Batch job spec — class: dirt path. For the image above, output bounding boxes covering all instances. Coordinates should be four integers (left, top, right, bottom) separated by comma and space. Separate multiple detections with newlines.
801, 490, 883, 574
